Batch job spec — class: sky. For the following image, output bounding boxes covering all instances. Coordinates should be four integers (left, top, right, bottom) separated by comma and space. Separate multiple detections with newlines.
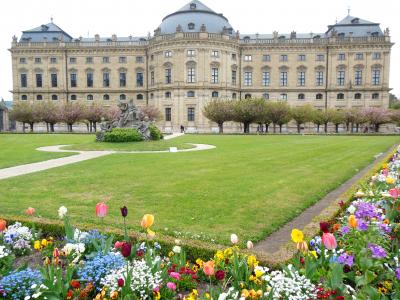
0, 0, 398, 101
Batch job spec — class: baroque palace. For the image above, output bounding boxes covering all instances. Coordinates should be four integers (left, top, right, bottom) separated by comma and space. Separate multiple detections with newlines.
10, 0, 393, 132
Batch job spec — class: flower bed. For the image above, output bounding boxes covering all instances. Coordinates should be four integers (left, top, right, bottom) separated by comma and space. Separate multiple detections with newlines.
0, 148, 400, 299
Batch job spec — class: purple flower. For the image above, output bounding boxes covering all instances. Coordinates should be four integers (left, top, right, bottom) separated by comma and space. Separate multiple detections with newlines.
379, 223, 392, 234
368, 243, 387, 259
396, 268, 400, 280
338, 253, 354, 267
341, 226, 350, 235
357, 219, 369, 231
355, 202, 379, 220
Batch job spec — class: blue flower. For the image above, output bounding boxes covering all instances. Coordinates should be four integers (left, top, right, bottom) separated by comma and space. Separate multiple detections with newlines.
0, 268, 42, 300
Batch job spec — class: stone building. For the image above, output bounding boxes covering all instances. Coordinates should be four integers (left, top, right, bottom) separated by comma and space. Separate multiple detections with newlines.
10, 0, 393, 132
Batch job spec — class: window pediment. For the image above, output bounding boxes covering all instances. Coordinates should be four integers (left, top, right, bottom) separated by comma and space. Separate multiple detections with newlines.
34, 67, 43, 73
261, 65, 271, 71
163, 62, 173, 68
297, 65, 307, 71
279, 65, 289, 71
371, 63, 382, 69
353, 64, 364, 70
314, 65, 325, 70
336, 64, 347, 70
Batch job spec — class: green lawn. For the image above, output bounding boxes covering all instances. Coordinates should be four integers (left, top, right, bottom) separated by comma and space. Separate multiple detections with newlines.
0, 134, 398, 244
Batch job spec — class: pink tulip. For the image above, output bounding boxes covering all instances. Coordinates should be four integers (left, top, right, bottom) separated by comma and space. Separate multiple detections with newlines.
382, 168, 388, 176
115, 241, 123, 249
247, 241, 254, 249
389, 188, 399, 199
322, 232, 337, 250
96, 202, 108, 218
167, 282, 176, 291
170, 272, 181, 280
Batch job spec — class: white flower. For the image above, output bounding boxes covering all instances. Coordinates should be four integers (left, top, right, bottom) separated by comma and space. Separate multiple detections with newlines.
172, 245, 181, 254
347, 205, 356, 214
247, 240, 254, 249
58, 206, 68, 219
24, 296, 30, 300
230, 233, 238, 244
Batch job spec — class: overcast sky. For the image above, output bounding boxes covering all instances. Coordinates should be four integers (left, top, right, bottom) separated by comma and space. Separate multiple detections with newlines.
0, 0, 398, 101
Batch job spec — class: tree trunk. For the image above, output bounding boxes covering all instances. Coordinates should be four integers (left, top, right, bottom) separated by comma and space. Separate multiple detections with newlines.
335, 124, 339, 133
93, 122, 97, 132
317, 124, 320, 133
375, 124, 380, 133
346, 122, 350, 132
46, 122, 49, 133
324, 123, 328, 133
356, 124, 359, 133
218, 122, 223, 134
297, 123, 301, 134
22, 122, 26, 133
89, 121, 93, 133
273, 123, 277, 133
50, 123, 55, 132
350, 123, 354, 133
68, 123, 73, 132
265, 123, 269, 133
279, 124, 283, 133
29, 123, 34, 132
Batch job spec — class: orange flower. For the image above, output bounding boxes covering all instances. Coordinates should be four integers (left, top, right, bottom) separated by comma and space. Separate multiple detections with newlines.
384, 219, 390, 224
332, 223, 340, 232
25, 207, 35, 216
0, 219, 6, 232
141, 214, 154, 229
348, 215, 357, 228
203, 260, 215, 276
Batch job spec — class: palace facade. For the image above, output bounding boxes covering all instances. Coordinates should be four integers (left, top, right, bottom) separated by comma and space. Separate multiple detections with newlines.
10, 0, 393, 132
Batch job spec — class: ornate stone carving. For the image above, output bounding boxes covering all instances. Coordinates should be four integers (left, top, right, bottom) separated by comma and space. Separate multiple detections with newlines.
200, 24, 207, 32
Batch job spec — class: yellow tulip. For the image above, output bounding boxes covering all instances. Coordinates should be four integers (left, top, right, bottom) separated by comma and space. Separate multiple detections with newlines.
41, 239, 47, 247
34, 240, 40, 250
386, 177, 395, 184
141, 214, 154, 229
291, 229, 304, 243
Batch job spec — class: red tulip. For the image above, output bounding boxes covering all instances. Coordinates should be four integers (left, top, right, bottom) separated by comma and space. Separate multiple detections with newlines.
322, 232, 337, 250
319, 222, 330, 233
117, 278, 124, 287
215, 270, 225, 281
25, 207, 35, 216
0, 219, 6, 232
121, 242, 132, 257
95, 202, 108, 218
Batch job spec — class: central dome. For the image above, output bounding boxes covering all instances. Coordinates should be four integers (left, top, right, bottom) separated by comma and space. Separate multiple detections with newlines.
158, 0, 234, 35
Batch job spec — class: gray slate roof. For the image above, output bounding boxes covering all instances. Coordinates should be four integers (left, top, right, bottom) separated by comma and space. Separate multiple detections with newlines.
326, 15, 383, 37
20, 22, 73, 42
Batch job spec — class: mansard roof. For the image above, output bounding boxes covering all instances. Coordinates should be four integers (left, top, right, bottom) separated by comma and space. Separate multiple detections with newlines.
326, 15, 383, 37
20, 22, 73, 42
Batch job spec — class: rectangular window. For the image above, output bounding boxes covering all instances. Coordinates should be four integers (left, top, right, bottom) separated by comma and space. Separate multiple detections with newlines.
280, 93, 287, 100
69, 57, 76, 64
372, 69, 381, 85
87, 73, 93, 87
337, 70, 345, 86
70, 73, 77, 87
298, 71, 305, 86
136, 56, 144, 63
244, 71, 252, 86
211, 50, 219, 57
231, 53, 237, 60
262, 54, 270, 62
211, 68, 219, 83
354, 70, 362, 85
355, 53, 363, 60
34, 57, 41, 64
231, 70, 237, 85
338, 53, 346, 61
165, 68, 172, 84
373, 52, 381, 60
36, 74, 42, 87
86, 57, 93, 64
150, 71, 154, 86
136, 72, 144, 87
315, 71, 324, 86
119, 56, 127, 63
187, 67, 196, 83
316, 54, 325, 61
119, 72, 126, 87
280, 71, 288, 86
50, 57, 57, 64
20, 74, 27, 88
262, 71, 270, 86
165, 107, 171, 121
164, 51, 172, 58
19, 57, 26, 64
280, 55, 288, 62
103, 57, 109, 63
188, 107, 195, 122
298, 54, 306, 61
51, 73, 57, 87
244, 55, 252, 62
187, 50, 195, 57
103, 72, 110, 87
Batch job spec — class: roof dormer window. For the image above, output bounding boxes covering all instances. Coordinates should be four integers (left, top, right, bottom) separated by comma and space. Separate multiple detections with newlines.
41, 25, 49, 31
190, 3, 196, 9
351, 18, 359, 24
188, 23, 195, 30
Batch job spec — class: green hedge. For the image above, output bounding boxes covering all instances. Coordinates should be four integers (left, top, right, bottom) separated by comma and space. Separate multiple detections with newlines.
104, 128, 143, 143
149, 125, 163, 140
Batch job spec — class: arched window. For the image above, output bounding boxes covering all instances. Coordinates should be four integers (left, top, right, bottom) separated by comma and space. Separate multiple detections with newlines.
245, 93, 252, 99
165, 92, 171, 98
187, 91, 195, 97
263, 93, 269, 100
188, 23, 195, 30
103, 94, 110, 100
354, 93, 362, 100
51, 95, 58, 100
120, 94, 126, 100
87, 94, 93, 100
337, 93, 344, 100
372, 93, 380, 99
21, 95, 27, 100
316, 93, 323, 100
232, 93, 237, 99
280, 93, 287, 100
36, 95, 43, 100
70, 95, 77, 101
137, 94, 144, 100
212, 91, 219, 98
298, 93, 305, 100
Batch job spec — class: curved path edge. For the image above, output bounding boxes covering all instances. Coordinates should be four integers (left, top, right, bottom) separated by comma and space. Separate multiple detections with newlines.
254, 144, 398, 254
0, 143, 215, 180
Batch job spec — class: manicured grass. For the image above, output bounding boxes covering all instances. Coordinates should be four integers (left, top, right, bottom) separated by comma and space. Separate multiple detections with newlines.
0, 134, 398, 245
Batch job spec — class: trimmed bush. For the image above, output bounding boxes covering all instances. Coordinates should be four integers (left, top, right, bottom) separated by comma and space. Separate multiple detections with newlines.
149, 124, 163, 140
103, 128, 143, 143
